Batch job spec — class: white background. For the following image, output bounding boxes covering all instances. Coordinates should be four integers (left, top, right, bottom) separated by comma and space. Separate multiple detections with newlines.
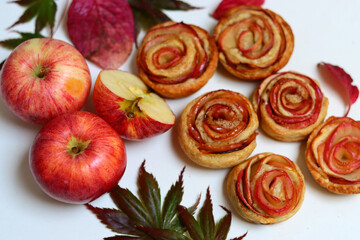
0, 0, 360, 239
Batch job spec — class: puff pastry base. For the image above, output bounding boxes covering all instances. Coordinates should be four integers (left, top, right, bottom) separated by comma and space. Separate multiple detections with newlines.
253, 71, 328, 141
227, 152, 305, 224
178, 90, 258, 168
137, 21, 218, 98
305, 116, 360, 194
213, 5, 294, 81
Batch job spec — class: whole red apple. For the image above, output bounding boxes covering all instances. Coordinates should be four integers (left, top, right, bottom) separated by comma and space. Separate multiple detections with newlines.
93, 70, 175, 140
29, 111, 126, 204
1, 38, 91, 125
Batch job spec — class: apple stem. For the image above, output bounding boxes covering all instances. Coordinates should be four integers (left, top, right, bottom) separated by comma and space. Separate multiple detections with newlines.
127, 98, 141, 118
71, 146, 80, 154
37, 66, 47, 78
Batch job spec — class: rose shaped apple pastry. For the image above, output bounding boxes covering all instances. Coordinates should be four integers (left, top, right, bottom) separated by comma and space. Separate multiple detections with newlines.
227, 153, 305, 224
213, 5, 294, 81
93, 70, 175, 140
306, 116, 360, 194
137, 21, 218, 98
178, 90, 258, 168
253, 71, 328, 141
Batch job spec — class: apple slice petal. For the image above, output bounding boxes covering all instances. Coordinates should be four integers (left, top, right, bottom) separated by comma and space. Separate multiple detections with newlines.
233, 153, 305, 223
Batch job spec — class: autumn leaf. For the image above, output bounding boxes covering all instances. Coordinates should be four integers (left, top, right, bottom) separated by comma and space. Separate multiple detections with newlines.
67, 0, 135, 69
8, 0, 57, 36
212, 0, 265, 19
127, 0, 201, 42
319, 62, 359, 117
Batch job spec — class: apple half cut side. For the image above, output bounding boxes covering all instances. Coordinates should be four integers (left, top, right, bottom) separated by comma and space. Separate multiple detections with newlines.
93, 70, 176, 140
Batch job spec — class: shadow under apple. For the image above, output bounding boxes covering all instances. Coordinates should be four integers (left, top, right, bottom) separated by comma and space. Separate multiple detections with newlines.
18, 149, 70, 207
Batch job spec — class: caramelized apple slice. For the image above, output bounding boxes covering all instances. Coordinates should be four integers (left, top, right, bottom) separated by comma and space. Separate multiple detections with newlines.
230, 152, 305, 224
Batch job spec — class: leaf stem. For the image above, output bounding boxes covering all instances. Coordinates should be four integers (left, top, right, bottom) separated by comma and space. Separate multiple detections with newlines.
52, 0, 70, 38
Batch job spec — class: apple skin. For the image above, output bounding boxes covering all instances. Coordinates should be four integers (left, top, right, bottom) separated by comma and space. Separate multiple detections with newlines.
29, 111, 126, 204
1, 38, 91, 125
93, 70, 175, 140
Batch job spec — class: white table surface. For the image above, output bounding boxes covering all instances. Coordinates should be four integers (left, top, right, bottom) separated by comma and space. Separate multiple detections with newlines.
0, 0, 359, 239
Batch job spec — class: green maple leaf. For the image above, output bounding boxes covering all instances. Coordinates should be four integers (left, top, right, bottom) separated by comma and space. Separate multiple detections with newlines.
0, 31, 44, 50
86, 160, 200, 240
178, 188, 248, 240
0, 31, 45, 70
8, 0, 57, 36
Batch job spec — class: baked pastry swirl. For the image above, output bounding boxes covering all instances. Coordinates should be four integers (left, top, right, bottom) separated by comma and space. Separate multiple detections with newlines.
178, 89, 258, 168
305, 116, 360, 194
253, 71, 328, 141
213, 5, 294, 81
137, 21, 218, 98
227, 153, 305, 224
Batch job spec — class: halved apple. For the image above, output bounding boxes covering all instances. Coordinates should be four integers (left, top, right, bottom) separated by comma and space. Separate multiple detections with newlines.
93, 70, 175, 140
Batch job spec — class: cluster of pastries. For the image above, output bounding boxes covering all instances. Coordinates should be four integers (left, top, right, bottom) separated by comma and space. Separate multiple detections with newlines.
134, 4, 359, 225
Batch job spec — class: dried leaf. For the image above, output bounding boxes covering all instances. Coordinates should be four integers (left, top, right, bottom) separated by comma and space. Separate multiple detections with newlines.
8, 0, 57, 36
319, 62, 359, 116
212, 0, 265, 19
67, 0, 135, 69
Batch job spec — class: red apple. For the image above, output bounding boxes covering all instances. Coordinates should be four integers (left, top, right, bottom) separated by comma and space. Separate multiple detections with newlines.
1, 38, 91, 125
29, 111, 126, 204
93, 70, 175, 140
